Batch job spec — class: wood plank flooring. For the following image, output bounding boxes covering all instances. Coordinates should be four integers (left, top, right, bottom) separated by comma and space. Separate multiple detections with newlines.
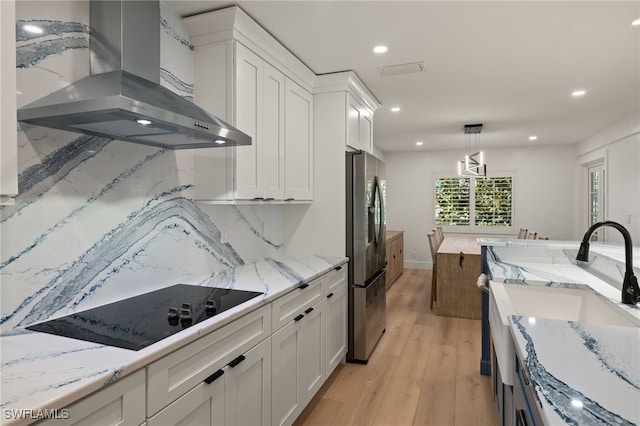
294, 269, 497, 426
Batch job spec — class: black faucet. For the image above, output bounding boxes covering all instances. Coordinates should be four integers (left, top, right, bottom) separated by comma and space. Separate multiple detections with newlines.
576, 221, 640, 305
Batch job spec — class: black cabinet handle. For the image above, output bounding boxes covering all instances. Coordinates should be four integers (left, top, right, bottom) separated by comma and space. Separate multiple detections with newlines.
263, 197, 275, 201
516, 409, 528, 426
228, 355, 246, 368
334, 266, 342, 271
203, 369, 224, 384
294, 314, 305, 322
327, 292, 334, 299
299, 283, 309, 290
304, 307, 314, 314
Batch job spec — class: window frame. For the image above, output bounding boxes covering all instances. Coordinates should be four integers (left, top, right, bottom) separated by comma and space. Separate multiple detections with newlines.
433, 171, 517, 235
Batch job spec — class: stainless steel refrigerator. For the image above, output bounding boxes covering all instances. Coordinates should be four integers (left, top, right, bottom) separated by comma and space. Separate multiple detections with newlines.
346, 151, 386, 363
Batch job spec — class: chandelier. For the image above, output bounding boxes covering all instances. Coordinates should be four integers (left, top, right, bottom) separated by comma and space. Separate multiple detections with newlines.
457, 123, 486, 177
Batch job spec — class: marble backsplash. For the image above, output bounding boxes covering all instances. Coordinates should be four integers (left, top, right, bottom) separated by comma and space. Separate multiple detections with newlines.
1, 2, 284, 334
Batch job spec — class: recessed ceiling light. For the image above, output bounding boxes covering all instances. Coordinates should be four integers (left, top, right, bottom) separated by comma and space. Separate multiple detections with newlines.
416, 141, 424, 146
136, 119, 152, 125
529, 136, 538, 141
390, 107, 400, 112
632, 18, 640, 26
373, 45, 388, 54
572, 89, 586, 97
23, 24, 43, 34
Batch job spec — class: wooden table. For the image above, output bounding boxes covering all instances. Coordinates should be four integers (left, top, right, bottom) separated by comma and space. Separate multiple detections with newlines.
436, 235, 482, 319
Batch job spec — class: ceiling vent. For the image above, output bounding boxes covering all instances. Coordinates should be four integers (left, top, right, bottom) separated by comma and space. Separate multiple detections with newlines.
378, 61, 425, 77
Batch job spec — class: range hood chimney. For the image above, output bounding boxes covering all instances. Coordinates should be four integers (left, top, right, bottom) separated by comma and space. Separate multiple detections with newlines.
17, 1, 251, 149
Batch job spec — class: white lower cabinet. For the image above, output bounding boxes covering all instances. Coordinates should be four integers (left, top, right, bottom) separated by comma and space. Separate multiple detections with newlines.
146, 305, 272, 421
147, 337, 271, 426
39, 267, 347, 426
323, 267, 348, 373
271, 266, 347, 426
39, 369, 145, 426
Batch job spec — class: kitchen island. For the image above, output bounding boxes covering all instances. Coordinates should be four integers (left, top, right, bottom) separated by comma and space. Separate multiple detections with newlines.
480, 238, 640, 426
0, 254, 347, 425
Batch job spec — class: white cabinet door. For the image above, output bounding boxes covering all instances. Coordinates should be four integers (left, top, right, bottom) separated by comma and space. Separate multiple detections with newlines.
234, 43, 262, 200
150, 338, 271, 426
346, 93, 361, 151
261, 62, 285, 200
271, 320, 302, 426
1, 0, 17, 204
360, 108, 373, 153
233, 43, 287, 201
284, 78, 313, 201
345, 92, 373, 153
324, 276, 348, 373
40, 370, 146, 426
148, 372, 226, 426
271, 297, 326, 426
299, 299, 325, 405
224, 337, 272, 426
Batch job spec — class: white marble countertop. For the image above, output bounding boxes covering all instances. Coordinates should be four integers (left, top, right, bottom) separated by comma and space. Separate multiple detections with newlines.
509, 316, 640, 425
482, 238, 640, 425
0, 254, 347, 425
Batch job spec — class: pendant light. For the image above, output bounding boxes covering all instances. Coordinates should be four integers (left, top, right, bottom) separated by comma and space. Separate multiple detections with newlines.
457, 123, 486, 177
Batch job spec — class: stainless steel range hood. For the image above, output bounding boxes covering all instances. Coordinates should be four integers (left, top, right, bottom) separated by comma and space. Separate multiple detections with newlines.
17, 1, 251, 149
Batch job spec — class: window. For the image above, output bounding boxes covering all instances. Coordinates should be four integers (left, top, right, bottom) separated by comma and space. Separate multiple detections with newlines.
435, 174, 514, 233
587, 163, 606, 242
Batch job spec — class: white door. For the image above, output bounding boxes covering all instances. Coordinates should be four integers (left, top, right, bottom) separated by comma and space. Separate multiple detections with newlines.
271, 320, 302, 426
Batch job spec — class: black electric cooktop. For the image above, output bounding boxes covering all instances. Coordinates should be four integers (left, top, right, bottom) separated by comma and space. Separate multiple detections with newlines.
26, 285, 263, 351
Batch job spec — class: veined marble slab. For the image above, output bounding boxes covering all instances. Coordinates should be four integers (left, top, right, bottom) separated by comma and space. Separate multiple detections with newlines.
510, 316, 640, 425
0, 254, 347, 425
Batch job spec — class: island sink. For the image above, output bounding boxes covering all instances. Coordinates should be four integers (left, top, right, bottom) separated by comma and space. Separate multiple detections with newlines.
489, 282, 640, 385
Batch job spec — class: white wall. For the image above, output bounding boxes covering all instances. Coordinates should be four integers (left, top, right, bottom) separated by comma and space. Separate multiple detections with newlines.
385, 144, 578, 269
576, 113, 640, 243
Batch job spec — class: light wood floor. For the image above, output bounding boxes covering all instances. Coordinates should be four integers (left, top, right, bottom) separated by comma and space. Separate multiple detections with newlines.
294, 269, 497, 426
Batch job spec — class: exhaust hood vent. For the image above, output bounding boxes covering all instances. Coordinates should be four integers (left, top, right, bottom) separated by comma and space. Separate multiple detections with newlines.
17, 1, 250, 149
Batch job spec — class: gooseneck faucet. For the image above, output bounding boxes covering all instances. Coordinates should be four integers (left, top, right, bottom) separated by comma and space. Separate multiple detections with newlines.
576, 221, 640, 305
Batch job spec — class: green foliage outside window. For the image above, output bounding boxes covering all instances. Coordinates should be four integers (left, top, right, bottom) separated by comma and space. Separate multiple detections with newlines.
435, 176, 513, 227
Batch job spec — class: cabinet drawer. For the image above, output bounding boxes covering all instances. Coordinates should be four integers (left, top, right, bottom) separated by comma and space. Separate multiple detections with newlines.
271, 278, 323, 331
322, 266, 347, 297
147, 304, 271, 416
40, 369, 145, 426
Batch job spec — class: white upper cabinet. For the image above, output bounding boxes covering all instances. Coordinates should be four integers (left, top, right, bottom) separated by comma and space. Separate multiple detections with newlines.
315, 71, 380, 155
284, 78, 313, 201
185, 7, 315, 202
346, 92, 374, 153
1, 0, 18, 205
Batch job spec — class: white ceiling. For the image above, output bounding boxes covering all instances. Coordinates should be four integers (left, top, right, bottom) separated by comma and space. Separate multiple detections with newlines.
164, 1, 640, 153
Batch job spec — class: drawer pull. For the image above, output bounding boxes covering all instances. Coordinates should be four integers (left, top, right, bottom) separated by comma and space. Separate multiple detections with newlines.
203, 369, 224, 384
327, 292, 334, 299
228, 355, 246, 368
299, 283, 309, 290
334, 266, 342, 271
516, 409, 528, 426
294, 314, 305, 322
304, 307, 314, 314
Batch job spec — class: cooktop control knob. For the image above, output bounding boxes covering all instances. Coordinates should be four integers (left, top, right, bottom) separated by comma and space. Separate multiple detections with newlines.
167, 307, 179, 326
205, 299, 217, 316
180, 303, 193, 327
